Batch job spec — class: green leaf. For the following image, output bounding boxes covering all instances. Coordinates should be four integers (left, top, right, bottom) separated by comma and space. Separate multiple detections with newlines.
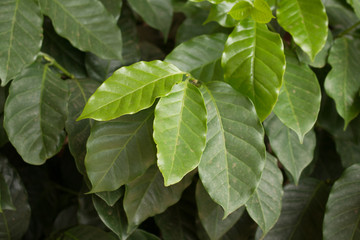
264, 114, 316, 184
78, 60, 184, 121
277, 0, 328, 60
0, 156, 31, 240
66, 79, 100, 175
39, 0, 122, 60
128, 230, 161, 240
165, 33, 227, 83
127, 0, 173, 39
273, 51, 321, 143
228, 0, 253, 21
85, 107, 156, 193
0, 173, 15, 213
222, 18, 285, 121
324, 37, 360, 128
205, 2, 237, 28
57, 225, 117, 240
96, 188, 124, 207
4, 62, 68, 165
154, 81, 207, 186
196, 180, 244, 240
199, 81, 266, 217
323, 164, 360, 240
0, 0, 43, 85
324, 0, 359, 34
100, 0, 123, 20
250, 0, 274, 23
346, 0, 360, 18
245, 154, 283, 236
123, 165, 193, 229
264, 179, 329, 239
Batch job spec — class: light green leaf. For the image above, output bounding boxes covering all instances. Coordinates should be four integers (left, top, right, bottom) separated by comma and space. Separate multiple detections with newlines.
205, 2, 237, 28
346, 0, 360, 18
0, 173, 15, 213
123, 165, 193, 229
96, 188, 124, 207
39, 0, 122, 60
154, 81, 207, 186
57, 225, 117, 240
199, 81, 266, 217
323, 164, 360, 240
245, 154, 283, 236
78, 60, 184, 121
277, 0, 328, 60
250, 0, 274, 23
324, 37, 360, 128
85, 107, 156, 193
165, 33, 227, 83
264, 179, 329, 239
127, 0, 173, 39
264, 114, 316, 184
0, 0, 43, 85
273, 51, 321, 143
4, 62, 68, 165
228, 0, 253, 21
196, 180, 244, 240
66, 79, 99, 175
222, 19, 285, 121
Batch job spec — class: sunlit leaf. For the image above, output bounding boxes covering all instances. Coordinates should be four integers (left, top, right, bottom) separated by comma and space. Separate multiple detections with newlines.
205, 2, 237, 27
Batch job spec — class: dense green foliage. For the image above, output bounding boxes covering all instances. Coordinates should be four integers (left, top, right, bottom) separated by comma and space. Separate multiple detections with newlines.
0, 0, 360, 239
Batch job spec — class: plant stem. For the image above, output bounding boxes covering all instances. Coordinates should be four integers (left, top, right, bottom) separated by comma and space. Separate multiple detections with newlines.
39, 52, 75, 79
337, 20, 360, 38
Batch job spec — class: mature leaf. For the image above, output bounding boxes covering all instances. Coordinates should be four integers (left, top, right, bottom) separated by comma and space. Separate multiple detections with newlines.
323, 164, 360, 239
277, 0, 328, 60
127, 0, 173, 39
39, 0, 122, 60
229, 0, 274, 23
128, 230, 161, 240
154, 81, 207, 186
123, 165, 193, 229
264, 179, 329, 240
324, 37, 360, 127
196, 181, 244, 240
85, 53, 123, 83
100, 0, 123, 20
222, 18, 285, 121
96, 188, 124, 207
85, 107, 156, 193
165, 33, 227, 83
245, 154, 283, 236
205, 2, 237, 27
66, 79, 99, 175
324, 0, 359, 34
4, 62, 68, 165
199, 81, 266, 217
264, 114, 316, 184
78, 61, 184, 121
0, 156, 31, 240
346, 0, 360, 18
0, 173, 15, 213
0, 0, 43, 85
273, 51, 321, 142
57, 225, 116, 240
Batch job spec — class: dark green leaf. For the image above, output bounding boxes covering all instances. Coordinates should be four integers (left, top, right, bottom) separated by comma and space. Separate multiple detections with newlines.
85, 107, 156, 193
57, 225, 116, 240
199, 81, 266, 217
78, 61, 184, 121
39, 0, 122, 60
128, 230, 161, 240
0, 0, 43, 85
4, 62, 68, 165
0, 173, 15, 212
346, 0, 360, 18
100, 0, 123, 20
95, 188, 124, 207
222, 18, 285, 121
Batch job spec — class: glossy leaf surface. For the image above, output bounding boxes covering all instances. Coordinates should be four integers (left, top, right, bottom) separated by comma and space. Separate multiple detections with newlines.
274, 51, 321, 142
79, 61, 184, 121
39, 0, 122, 60
199, 81, 266, 217
205, 2, 237, 27
264, 114, 316, 184
222, 18, 285, 121
85, 107, 156, 193
4, 62, 68, 165
323, 164, 360, 240
0, 0, 43, 85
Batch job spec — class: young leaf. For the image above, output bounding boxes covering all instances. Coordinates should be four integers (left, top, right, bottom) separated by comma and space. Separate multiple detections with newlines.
264, 114, 316, 184
199, 81, 266, 218
4, 62, 68, 165
228, 0, 253, 21
324, 37, 360, 128
222, 18, 285, 121
245, 154, 283, 236
323, 164, 360, 240
0, 0, 43, 85
264, 179, 329, 239
154, 81, 207, 186
39, 0, 122, 60
85, 107, 156, 193
273, 51, 321, 143
277, 0, 328, 60
127, 0, 173, 39
250, 0, 274, 23
165, 33, 227, 83
78, 61, 185, 121
196, 181, 244, 240
123, 165, 193, 230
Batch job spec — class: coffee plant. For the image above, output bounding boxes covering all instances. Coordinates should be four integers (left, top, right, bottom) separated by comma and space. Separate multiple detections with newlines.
0, 0, 359, 239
